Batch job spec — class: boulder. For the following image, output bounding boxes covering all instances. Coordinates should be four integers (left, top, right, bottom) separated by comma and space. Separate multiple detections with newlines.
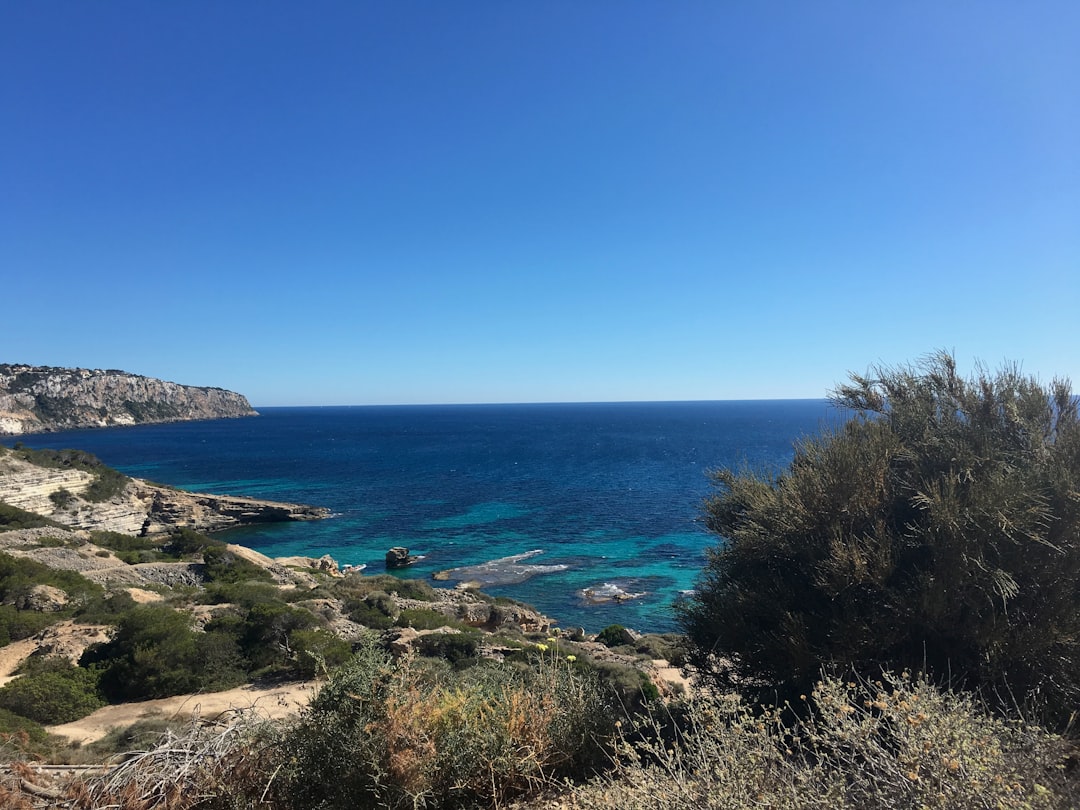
385, 547, 419, 569
19, 584, 69, 612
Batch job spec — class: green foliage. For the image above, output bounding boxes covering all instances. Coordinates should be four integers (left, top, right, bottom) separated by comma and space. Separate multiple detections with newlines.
164, 527, 223, 557
596, 624, 634, 648
415, 631, 482, 664
73, 590, 138, 625
0, 502, 65, 532
238, 602, 318, 673
83, 605, 203, 701
9, 446, 130, 502
201, 580, 283, 608
289, 628, 352, 679
49, 488, 75, 508
89, 530, 160, 553
262, 639, 618, 809
0, 656, 104, 724
343, 590, 399, 629
0, 605, 58, 646
679, 353, 1080, 726
201, 545, 275, 584
0, 706, 49, 748
395, 607, 466, 631
0, 552, 112, 642
335, 573, 436, 601
83, 466, 129, 502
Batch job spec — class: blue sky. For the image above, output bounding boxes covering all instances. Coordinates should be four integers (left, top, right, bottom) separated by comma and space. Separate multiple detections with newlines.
3, 2, 1077, 406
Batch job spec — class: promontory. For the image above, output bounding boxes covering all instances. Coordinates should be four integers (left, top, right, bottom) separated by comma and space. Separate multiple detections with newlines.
0, 364, 258, 434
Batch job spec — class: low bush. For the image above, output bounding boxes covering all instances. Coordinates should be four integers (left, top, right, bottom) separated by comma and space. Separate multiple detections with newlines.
0, 605, 58, 646
89, 531, 160, 553
49, 488, 75, 508
336, 573, 435, 602
0, 657, 103, 724
0, 706, 49, 750
0, 502, 64, 532
201, 545, 274, 584
289, 628, 352, 679
596, 624, 634, 648
201, 580, 283, 608
569, 671, 1079, 810
344, 590, 398, 630
163, 527, 223, 557
83, 605, 204, 702
415, 631, 482, 664
259, 638, 618, 809
395, 607, 465, 631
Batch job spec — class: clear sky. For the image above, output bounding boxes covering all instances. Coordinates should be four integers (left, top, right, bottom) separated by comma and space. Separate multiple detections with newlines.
3, 2, 1077, 406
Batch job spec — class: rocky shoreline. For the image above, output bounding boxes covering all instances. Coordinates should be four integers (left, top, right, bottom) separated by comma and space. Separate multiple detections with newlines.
0, 364, 258, 435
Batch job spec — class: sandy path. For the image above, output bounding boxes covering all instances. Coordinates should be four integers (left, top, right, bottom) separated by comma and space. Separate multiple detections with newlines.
47, 680, 318, 746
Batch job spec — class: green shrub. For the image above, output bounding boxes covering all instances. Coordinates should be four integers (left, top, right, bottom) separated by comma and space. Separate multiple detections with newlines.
239, 602, 318, 672
596, 624, 634, 648
344, 590, 399, 629
164, 527, 223, 557
201, 580, 283, 608
0, 706, 49, 749
263, 639, 617, 809
679, 353, 1080, 726
89, 531, 160, 553
0, 502, 64, 532
395, 607, 463, 631
0, 605, 60, 646
202, 545, 274, 584
49, 488, 75, 508
0, 657, 104, 724
336, 573, 435, 602
415, 631, 481, 664
289, 628, 352, 679
83, 605, 203, 701
73, 590, 138, 625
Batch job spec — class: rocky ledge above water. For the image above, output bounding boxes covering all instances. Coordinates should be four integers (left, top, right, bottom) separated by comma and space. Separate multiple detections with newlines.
0, 445, 328, 535
0, 364, 258, 434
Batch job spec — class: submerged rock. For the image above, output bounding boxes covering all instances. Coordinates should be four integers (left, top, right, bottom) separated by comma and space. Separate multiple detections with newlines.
580, 582, 647, 604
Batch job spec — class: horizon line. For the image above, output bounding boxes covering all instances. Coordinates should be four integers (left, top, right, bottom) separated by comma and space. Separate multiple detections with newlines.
251, 397, 833, 409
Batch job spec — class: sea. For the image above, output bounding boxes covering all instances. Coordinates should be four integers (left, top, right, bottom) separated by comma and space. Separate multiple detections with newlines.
4, 401, 843, 634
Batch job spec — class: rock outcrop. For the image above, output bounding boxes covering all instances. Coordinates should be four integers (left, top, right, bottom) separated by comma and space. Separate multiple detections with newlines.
385, 546, 420, 569
0, 447, 329, 535
0, 364, 258, 434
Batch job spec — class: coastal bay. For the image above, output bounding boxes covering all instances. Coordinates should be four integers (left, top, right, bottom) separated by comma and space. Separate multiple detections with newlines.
7, 401, 838, 633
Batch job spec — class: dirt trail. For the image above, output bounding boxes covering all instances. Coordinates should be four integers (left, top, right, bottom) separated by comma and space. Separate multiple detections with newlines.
47, 681, 317, 746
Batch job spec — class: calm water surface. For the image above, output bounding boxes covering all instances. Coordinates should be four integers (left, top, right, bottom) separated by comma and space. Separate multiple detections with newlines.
8, 401, 840, 632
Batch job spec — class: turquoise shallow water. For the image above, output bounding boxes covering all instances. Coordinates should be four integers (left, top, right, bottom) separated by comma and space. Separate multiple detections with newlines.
7, 401, 840, 633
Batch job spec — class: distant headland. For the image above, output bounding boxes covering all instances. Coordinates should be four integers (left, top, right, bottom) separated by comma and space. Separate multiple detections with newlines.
0, 364, 258, 435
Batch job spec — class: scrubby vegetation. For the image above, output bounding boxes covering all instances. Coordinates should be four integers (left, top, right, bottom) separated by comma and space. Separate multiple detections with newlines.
679, 353, 1080, 728
0, 502, 65, 532
6, 445, 130, 502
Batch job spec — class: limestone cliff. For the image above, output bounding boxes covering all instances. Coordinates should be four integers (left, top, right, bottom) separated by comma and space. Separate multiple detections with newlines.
0, 364, 258, 434
0, 446, 328, 535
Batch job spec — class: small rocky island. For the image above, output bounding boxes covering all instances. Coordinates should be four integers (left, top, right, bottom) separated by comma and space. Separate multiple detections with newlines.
0, 364, 258, 435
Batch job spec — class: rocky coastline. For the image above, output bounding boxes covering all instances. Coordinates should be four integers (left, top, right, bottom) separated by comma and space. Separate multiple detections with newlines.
0, 364, 258, 435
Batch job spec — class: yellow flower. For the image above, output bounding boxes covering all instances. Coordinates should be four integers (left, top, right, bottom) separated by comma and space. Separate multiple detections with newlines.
536, 643, 549, 652
566, 654, 577, 662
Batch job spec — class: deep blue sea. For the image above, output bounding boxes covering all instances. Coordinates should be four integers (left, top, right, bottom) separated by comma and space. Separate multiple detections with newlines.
5, 401, 840, 633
